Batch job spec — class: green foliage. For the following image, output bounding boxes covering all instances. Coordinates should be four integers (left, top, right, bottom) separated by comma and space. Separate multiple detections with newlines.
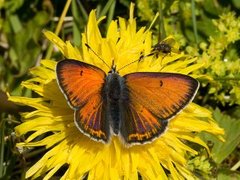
199, 108, 240, 178
0, 0, 52, 96
0, 116, 24, 179
194, 12, 240, 106
0, 0, 52, 178
187, 154, 212, 179
217, 168, 240, 180
201, 108, 240, 164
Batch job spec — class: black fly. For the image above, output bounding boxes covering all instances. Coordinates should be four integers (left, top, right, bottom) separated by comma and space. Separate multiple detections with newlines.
151, 37, 179, 57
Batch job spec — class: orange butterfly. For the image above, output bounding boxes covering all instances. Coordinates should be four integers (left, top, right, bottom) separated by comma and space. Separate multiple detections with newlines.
56, 58, 199, 145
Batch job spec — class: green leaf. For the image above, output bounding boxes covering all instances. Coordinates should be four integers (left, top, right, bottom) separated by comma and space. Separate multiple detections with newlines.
163, 0, 175, 13
74, 0, 88, 21
228, 106, 240, 119
200, 108, 240, 164
203, 0, 223, 17
9, 15, 22, 33
8, 11, 50, 77
99, 0, 115, 18
72, 0, 82, 46
106, 0, 116, 28
4, 0, 24, 13
217, 168, 240, 180
232, 0, 240, 8
119, 0, 130, 7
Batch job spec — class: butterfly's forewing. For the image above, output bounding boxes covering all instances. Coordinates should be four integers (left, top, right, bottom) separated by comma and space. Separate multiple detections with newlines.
56, 59, 110, 143
121, 72, 199, 144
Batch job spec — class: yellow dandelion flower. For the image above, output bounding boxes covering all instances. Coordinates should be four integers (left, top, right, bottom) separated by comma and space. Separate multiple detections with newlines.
10, 4, 224, 180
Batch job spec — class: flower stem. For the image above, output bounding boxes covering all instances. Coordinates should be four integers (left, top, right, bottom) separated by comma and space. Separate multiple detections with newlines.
158, 0, 166, 40
214, 77, 240, 81
231, 160, 240, 171
45, 0, 72, 60
191, 0, 199, 44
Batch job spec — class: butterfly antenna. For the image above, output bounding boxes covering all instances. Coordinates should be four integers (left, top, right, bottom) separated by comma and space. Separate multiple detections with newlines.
117, 52, 155, 72
85, 43, 111, 69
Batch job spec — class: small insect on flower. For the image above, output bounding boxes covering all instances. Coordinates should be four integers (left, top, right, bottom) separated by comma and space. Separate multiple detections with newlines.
151, 37, 180, 57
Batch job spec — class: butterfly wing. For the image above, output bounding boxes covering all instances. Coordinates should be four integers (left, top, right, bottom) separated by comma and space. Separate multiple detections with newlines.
120, 72, 199, 144
56, 59, 110, 143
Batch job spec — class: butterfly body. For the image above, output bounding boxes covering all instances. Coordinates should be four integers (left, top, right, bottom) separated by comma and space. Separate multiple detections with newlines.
104, 71, 127, 135
56, 59, 199, 146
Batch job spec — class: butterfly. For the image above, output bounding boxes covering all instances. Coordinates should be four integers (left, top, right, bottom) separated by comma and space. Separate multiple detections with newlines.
56, 58, 199, 146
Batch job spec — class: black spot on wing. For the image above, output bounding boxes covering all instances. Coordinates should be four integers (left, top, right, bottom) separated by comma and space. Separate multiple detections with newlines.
159, 80, 163, 87
80, 70, 83, 76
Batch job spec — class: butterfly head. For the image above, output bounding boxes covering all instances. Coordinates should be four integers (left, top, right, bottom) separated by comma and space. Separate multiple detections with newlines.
108, 60, 119, 74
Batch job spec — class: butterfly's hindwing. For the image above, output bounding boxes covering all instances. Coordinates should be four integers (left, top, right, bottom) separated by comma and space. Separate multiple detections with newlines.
120, 102, 169, 144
